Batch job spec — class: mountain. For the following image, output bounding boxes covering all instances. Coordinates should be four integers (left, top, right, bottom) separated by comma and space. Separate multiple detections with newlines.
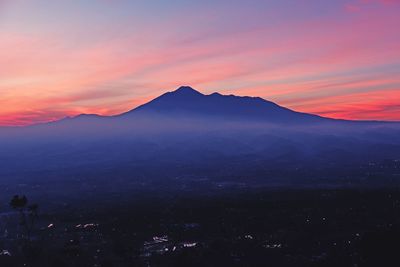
32, 85, 397, 127
0, 86, 399, 190
119, 86, 327, 123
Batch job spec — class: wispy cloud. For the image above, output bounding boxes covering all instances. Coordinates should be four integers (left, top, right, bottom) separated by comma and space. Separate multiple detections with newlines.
0, 0, 399, 125
345, 0, 400, 12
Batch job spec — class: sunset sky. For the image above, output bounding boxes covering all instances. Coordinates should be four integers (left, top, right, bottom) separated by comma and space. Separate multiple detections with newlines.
1, 0, 399, 125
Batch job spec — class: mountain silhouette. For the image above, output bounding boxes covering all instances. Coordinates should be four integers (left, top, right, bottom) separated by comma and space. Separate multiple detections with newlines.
119, 86, 326, 123
0, 86, 399, 190
10, 86, 398, 130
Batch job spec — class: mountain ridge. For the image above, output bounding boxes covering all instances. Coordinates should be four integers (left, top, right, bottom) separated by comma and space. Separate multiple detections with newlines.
4, 86, 400, 128
118, 86, 327, 123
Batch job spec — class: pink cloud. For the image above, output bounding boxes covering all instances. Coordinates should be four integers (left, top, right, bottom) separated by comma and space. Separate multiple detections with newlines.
345, 0, 400, 12
0, 1, 400, 125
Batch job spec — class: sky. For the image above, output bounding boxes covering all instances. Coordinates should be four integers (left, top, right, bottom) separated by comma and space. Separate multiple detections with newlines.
0, 0, 399, 125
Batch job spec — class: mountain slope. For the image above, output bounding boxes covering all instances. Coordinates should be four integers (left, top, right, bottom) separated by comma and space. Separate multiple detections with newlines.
119, 86, 327, 123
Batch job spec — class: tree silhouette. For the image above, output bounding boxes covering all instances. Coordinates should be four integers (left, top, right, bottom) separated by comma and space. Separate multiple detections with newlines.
10, 195, 27, 210
10, 195, 38, 241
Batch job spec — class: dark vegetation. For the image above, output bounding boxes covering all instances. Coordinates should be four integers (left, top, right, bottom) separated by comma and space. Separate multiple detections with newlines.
2, 189, 400, 267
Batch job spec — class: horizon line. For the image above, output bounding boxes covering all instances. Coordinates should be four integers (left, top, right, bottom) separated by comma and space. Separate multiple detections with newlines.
1, 85, 399, 128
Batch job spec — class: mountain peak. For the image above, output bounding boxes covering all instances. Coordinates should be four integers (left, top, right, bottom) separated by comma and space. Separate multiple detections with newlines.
172, 86, 203, 96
